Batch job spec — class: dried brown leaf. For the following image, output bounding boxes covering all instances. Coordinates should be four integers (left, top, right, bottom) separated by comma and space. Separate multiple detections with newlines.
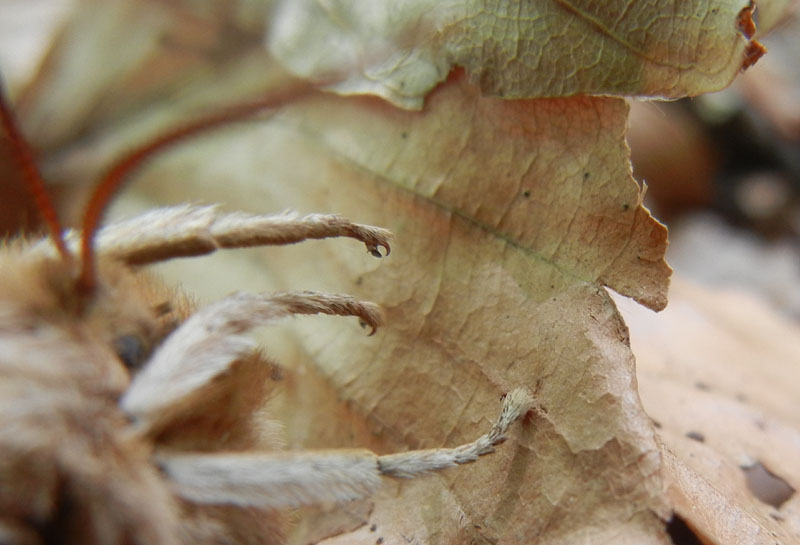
616, 278, 800, 544
112, 70, 670, 543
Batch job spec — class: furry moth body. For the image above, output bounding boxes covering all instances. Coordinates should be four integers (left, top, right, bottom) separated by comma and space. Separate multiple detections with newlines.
0, 81, 533, 545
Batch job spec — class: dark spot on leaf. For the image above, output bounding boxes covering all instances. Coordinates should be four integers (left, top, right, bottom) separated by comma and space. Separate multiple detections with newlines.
666, 514, 704, 545
400, 132, 408, 139
583, 172, 590, 179
376, 538, 384, 545
685, 431, 705, 442
736, 392, 748, 403
742, 461, 795, 508
652, 420, 662, 429
370, 524, 377, 532
522, 189, 531, 198
622, 203, 630, 211
694, 382, 710, 391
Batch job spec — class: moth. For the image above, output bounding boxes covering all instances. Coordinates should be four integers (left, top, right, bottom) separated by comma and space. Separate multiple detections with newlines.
0, 78, 532, 545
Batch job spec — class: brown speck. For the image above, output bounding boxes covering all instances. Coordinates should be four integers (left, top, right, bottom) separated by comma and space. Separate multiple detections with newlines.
370, 524, 377, 532
686, 431, 705, 442
376, 538, 384, 545
522, 189, 531, 198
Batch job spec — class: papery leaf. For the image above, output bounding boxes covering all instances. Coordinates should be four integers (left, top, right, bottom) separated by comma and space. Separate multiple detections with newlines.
268, 0, 774, 108
122, 70, 670, 543
616, 278, 800, 544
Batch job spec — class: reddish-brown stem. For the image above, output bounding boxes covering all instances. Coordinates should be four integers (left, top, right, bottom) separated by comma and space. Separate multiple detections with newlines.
0, 78, 69, 259
77, 80, 314, 293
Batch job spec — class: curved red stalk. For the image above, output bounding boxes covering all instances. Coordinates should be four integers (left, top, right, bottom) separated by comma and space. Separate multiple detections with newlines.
0, 79, 69, 259
77, 81, 313, 293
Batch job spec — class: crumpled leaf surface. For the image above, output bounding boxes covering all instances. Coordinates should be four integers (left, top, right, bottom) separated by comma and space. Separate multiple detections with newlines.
135, 74, 671, 543
615, 278, 800, 544
268, 0, 771, 108
3, 0, 789, 543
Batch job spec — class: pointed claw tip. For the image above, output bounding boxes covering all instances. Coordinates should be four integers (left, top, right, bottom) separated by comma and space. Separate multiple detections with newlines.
359, 319, 379, 336
367, 243, 391, 258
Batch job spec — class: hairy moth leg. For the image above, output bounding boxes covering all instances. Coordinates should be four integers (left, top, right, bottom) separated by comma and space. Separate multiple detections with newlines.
122, 291, 382, 433
158, 389, 534, 509
88, 205, 391, 265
